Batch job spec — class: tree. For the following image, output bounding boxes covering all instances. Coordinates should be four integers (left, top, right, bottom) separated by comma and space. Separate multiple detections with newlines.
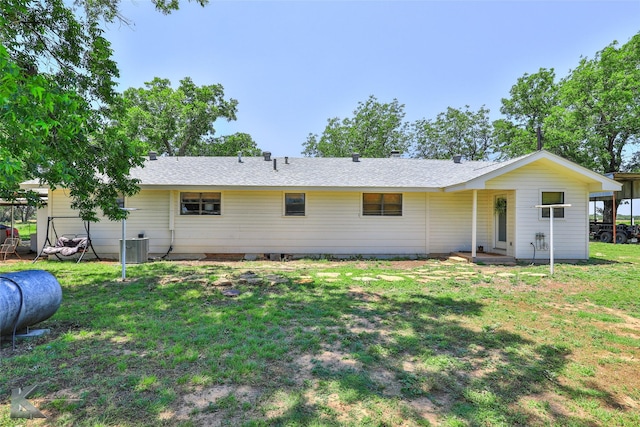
0, 43, 143, 221
186, 132, 262, 156
0, 0, 206, 221
302, 95, 410, 158
123, 77, 238, 156
494, 68, 559, 159
411, 105, 495, 161
497, 34, 640, 173
559, 33, 640, 174
497, 34, 640, 221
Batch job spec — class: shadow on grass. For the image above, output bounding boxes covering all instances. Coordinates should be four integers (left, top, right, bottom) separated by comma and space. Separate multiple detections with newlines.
0, 261, 625, 426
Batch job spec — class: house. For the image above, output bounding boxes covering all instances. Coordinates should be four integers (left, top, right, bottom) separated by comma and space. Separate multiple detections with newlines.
25, 150, 621, 262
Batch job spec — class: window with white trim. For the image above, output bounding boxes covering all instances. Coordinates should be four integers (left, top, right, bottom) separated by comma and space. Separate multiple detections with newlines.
541, 191, 565, 218
180, 192, 221, 215
362, 193, 402, 216
285, 193, 305, 216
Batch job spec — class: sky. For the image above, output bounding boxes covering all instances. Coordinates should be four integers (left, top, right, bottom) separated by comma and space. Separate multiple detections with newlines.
105, 0, 640, 158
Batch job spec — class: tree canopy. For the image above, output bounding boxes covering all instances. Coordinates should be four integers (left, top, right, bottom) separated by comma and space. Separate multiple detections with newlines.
0, 0, 148, 220
302, 95, 410, 158
496, 33, 640, 174
190, 133, 262, 157
411, 105, 495, 161
1, 0, 217, 220
305, 32, 639, 174
122, 77, 239, 157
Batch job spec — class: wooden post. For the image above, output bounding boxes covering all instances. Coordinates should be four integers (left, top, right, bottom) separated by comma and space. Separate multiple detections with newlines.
613, 192, 617, 244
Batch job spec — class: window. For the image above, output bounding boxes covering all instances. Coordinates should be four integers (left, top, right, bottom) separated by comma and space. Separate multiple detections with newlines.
541, 191, 565, 218
116, 194, 125, 209
181, 192, 221, 215
363, 193, 402, 216
285, 193, 305, 216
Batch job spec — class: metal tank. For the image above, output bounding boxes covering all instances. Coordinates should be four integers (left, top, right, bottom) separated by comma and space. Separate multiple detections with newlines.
0, 270, 62, 336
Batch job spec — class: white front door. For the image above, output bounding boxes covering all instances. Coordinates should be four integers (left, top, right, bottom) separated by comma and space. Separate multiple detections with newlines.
495, 196, 507, 250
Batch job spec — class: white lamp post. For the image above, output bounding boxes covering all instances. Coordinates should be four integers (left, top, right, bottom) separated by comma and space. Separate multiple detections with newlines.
534, 203, 571, 275
120, 208, 137, 281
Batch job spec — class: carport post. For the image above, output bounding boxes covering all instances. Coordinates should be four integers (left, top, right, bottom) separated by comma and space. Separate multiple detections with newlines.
535, 203, 571, 275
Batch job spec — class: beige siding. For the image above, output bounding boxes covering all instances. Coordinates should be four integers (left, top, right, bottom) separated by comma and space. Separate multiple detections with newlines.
172, 191, 427, 255
487, 163, 589, 259
45, 190, 430, 257
42, 157, 593, 261
46, 190, 171, 257
427, 191, 491, 254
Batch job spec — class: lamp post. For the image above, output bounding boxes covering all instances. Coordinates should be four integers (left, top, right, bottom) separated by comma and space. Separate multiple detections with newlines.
534, 203, 571, 275
120, 208, 137, 281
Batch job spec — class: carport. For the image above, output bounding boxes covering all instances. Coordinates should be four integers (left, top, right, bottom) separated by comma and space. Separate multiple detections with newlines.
590, 172, 640, 242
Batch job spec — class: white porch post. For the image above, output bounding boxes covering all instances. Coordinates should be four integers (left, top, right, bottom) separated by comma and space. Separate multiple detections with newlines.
472, 190, 477, 259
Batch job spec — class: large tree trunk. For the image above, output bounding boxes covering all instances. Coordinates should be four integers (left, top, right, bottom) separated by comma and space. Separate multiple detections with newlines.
602, 199, 622, 223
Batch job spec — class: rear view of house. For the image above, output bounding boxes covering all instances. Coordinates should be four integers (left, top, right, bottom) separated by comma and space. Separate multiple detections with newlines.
26, 150, 621, 262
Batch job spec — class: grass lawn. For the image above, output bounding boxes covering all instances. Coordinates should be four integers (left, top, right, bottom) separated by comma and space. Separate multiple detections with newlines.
1, 243, 639, 426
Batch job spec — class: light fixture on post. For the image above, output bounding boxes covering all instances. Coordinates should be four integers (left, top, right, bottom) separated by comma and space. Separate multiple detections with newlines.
120, 208, 138, 281
534, 203, 571, 275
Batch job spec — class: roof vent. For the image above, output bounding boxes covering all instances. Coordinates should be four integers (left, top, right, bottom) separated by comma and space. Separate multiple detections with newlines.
149, 151, 157, 161
390, 150, 401, 158
453, 154, 462, 164
352, 153, 360, 162
263, 151, 271, 161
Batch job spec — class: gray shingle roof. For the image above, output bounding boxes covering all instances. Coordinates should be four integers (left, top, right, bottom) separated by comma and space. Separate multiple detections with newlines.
130, 155, 523, 190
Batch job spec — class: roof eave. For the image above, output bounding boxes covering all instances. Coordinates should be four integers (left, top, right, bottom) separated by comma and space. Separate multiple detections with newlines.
138, 184, 443, 192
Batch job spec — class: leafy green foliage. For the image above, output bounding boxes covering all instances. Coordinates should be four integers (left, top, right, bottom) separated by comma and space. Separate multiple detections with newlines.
122, 77, 239, 156
302, 95, 411, 158
411, 105, 495, 160
0, 43, 143, 221
494, 68, 559, 159
560, 33, 640, 174
497, 34, 640, 173
187, 132, 262, 156
1, 0, 210, 221
0, 0, 170, 220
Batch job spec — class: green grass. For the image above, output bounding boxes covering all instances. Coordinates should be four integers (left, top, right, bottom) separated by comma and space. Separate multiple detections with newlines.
0, 242, 639, 426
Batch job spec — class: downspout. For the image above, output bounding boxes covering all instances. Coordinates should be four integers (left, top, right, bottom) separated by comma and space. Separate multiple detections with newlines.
472, 190, 477, 260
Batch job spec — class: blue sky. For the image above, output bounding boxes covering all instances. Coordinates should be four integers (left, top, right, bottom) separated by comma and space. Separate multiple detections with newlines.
105, 0, 640, 158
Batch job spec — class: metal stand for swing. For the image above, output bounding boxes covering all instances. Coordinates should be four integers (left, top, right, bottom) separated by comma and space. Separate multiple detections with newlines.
33, 216, 101, 263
